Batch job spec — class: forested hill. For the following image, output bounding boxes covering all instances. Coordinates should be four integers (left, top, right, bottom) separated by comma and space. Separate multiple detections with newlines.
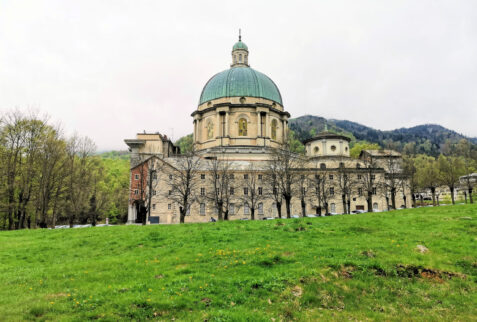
289, 115, 477, 156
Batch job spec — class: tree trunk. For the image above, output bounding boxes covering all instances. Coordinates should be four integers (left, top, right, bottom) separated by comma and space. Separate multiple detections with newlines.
367, 192, 373, 213
301, 198, 306, 217
469, 188, 474, 204
224, 210, 229, 221
391, 188, 396, 210
180, 208, 186, 224
347, 199, 351, 214
217, 202, 223, 221
276, 201, 282, 219
342, 194, 347, 215
420, 194, 424, 207
431, 187, 436, 206
450, 187, 455, 205
464, 192, 468, 203
403, 195, 407, 209
285, 196, 291, 218
251, 208, 255, 220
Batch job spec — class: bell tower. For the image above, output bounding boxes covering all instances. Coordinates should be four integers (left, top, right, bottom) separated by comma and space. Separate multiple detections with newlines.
231, 29, 249, 67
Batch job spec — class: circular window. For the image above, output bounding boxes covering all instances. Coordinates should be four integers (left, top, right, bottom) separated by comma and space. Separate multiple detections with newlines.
314, 146, 319, 154
331, 145, 337, 152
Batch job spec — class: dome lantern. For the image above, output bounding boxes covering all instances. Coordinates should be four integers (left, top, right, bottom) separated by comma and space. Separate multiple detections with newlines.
231, 29, 249, 67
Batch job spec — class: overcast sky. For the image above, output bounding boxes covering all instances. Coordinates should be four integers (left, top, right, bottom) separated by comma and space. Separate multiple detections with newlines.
1, 0, 476, 150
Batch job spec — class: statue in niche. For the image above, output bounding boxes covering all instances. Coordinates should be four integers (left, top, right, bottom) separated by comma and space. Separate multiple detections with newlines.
206, 122, 214, 139
238, 118, 247, 136
271, 119, 277, 140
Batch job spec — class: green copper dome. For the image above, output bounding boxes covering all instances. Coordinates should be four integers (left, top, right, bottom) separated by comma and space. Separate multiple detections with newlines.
199, 67, 283, 106
232, 40, 248, 51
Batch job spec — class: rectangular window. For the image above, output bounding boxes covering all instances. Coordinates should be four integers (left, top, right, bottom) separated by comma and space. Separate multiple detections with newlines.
244, 187, 248, 195
169, 174, 173, 180
358, 188, 363, 196
230, 187, 234, 195
329, 174, 334, 180
258, 203, 264, 215
244, 203, 250, 214
201, 174, 205, 180
244, 174, 248, 180
358, 174, 362, 180
200, 203, 205, 215
168, 190, 171, 196
229, 174, 234, 180
168, 204, 171, 210
258, 174, 263, 180
200, 187, 205, 196
152, 173, 157, 180
153, 190, 156, 196
134, 174, 139, 180
229, 203, 235, 215
152, 204, 156, 210
371, 174, 376, 180
329, 187, 334, 196
372, 187, 377, 195
134, 189, 139, 195
258, 187, 263, 195
216, 174, 220, 179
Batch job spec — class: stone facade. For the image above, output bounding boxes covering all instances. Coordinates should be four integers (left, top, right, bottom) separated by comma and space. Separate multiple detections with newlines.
125, 35, 411, 224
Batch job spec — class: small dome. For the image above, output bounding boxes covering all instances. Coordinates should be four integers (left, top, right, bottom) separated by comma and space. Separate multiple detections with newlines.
199, 67, 282, 106
233, 40, 248, 51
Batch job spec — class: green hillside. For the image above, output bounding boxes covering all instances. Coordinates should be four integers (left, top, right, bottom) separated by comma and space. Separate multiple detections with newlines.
1, 205, 476, 320
289, 115, 477, 156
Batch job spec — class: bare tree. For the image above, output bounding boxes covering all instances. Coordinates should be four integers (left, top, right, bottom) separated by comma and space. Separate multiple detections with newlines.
238, 163, 266, 220
264, 162, 283, 218
164, 151, 201, 224
402, 155, 418, 208
336, 165, 358, 214
204, 156, 236, 221
382, 157, 405, 209
269, 144, 304, 218
307, 167, 334, 215
437, 155, 464, 205
358, 155, 381, 212
457, 139, 477, 204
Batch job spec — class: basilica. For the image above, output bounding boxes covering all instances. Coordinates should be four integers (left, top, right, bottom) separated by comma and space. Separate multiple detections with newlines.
125, 35, 410, 224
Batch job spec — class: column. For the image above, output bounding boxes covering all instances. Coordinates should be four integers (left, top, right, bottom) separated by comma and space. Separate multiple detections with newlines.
225, 112, 229, 136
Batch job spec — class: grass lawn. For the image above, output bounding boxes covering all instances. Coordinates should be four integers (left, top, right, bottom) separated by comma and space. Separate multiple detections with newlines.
0, 205, 476, 321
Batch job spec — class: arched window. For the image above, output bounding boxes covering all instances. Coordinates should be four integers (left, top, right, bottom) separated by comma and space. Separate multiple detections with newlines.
238, 118, 247, 136
330, 203, 336, 214
258, 203, 264, 215
271, 119, 277, 140
244, 202, 250, 214
320, 163, 326, 169
314, 146, 319, 154
239, 54, 242, 62
373, 202, 378, 211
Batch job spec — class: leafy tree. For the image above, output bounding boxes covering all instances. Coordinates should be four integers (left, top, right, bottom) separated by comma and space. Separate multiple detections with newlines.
350, 141, 381, 159
437, 155, 464, 205
175, 134, 193, 154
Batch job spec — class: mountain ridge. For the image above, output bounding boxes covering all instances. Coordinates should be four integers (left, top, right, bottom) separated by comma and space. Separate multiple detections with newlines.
289, 115, 477, 156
